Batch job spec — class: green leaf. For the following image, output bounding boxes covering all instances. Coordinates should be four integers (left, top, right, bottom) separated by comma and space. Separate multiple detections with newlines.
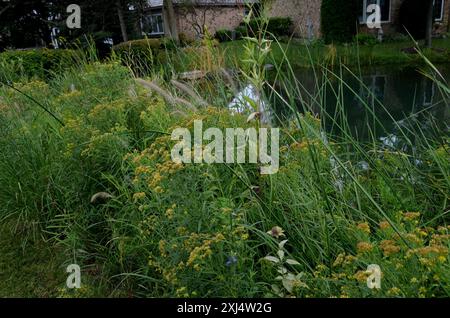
286, 259, 300, 266
263, 256, 280, 263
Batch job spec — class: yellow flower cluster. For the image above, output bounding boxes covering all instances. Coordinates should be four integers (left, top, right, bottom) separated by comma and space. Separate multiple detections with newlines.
356, 242, 373, 254
133, 192, 146, 202
128, 136, 186, 195
387, 287, 401, 296
403, 233, 421, 245
165, 204, 177, 220
55, 89, 82, 104
135, 165, 151, 175
333, 253, 357, 267
354, 270, 371, 283
402, 212, 421, 221
379, 220, 391, 230
407, 245, 448, 258
139, 214, 157, 237
379, 240, 401, 257
356, 222, 371, 234
185, 233, 225, 269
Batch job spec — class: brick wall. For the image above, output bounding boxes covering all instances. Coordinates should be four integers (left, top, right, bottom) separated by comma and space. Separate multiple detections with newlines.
269, 0, 449, 38
175, 6, 246, 40
434, 0, 450, 35
267, 0, 322, 38
170, 0, 449, 40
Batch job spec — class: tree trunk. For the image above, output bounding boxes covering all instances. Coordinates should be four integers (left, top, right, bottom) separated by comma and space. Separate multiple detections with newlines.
116, 0, 129, 43
425, 0, 434, 48
164, 0, 179, 43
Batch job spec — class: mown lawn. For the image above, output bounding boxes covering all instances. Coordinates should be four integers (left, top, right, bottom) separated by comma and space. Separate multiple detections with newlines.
221, 38, 450, 68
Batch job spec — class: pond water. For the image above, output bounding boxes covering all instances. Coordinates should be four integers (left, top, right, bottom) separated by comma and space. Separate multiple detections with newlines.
267, 65, 450, 143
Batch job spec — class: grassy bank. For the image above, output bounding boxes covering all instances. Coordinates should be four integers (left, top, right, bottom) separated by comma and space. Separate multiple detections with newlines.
0, 34, 449, 298
155, 37, 450, 76
221, 38, 450, 69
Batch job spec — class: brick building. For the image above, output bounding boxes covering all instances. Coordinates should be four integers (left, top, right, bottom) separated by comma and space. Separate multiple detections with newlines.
267, 0, 449, 38
141, 0, 450, 40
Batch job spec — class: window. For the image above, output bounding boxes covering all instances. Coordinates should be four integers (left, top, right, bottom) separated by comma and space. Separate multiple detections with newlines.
433, 0, 445, 21
142, 13, 164, 35
359, 0, 391, 24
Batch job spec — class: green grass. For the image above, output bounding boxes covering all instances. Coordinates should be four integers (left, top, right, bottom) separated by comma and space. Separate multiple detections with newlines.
0, 221, 65, 297
221, 38, 450, 69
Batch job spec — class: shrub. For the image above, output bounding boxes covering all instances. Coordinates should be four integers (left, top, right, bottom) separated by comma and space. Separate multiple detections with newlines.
355, 33, 378, 46
234, 25, 247, 40
321, 0, 358, 43
0, 49, 76, 81
215, 29, 234, 42
179, 33, 195, 46
243, 17, 293, 38
383, 33, 410, 43
112, 38, 162, 58
160, 37, 179, 51
112, 39, 163, 75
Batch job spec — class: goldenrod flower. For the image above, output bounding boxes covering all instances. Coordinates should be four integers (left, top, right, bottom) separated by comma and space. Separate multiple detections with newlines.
333, 253, 345, 267
154, 186, 164, 194
379, 221, 391, 230
380, 240, 401, 257
354, 270, 370, 282
403, 212, 421, 221
357, 222, 371, 234
133, 192, 146, 201
387, 287, 401, 296
404, 233, 421, 244
165, 208, 174, 220
356, 242, 373, 253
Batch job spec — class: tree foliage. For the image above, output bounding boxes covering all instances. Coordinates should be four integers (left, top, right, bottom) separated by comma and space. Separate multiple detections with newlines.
0, 0, 148, 51
321, 0, 358, 44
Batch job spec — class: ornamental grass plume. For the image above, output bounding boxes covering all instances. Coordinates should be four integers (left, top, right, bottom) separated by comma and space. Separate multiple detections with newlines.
267, 226, 285, 239
90, 192, 113, 205
170, 79, 209, 107
136, 78, 197, 110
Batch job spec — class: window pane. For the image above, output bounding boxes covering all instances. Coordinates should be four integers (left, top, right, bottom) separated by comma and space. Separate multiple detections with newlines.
358, 0, 365, 23
380, 0, 390, 21
157, 15, 164, 33
433, 0, 443, 20
151, 16, 157, 33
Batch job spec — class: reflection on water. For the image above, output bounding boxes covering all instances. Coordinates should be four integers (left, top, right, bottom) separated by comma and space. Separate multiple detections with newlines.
268, 65, 449, 144
228, 84, 272, 123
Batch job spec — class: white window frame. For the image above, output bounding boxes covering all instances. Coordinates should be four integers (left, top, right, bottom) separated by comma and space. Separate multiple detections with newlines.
359, 0, 392, 25
434, 0, 445, 22
143, 13, 165, 36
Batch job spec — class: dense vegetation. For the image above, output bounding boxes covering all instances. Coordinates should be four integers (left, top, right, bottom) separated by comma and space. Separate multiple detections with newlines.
0, 18, 449, 298
321, 0, 359, 43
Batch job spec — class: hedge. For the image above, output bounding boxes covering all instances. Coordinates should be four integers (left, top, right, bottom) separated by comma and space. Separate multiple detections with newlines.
321, 0, 358, 43
112, 39, 163, 58
0, 48, 76, 81
215, 29, 234, 42
245, 17, 293, 37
